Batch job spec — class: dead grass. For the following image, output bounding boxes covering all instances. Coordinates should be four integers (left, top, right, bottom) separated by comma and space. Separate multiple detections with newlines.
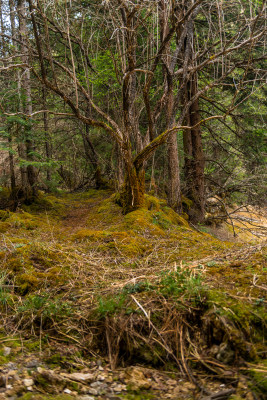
0, 189, 266, 396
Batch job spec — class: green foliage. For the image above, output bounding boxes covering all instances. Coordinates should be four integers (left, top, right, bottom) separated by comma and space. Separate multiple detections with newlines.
18, 294, 73, 322
0, 273, 12, 307
158, 267, 203, 300
122, 281, 152, 294
96, 293, 127, 317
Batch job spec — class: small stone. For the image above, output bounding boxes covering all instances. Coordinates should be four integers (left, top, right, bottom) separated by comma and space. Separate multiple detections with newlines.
124, 367, 151, 390
98, 366, 104, 371
167, 379, 177, 386
79, 396, 95, 400
23, 378, 34, 387
216, 343, 234, 364
112, 383, 127, 392
90, 381, 108, 390
3, 347, 11, 357
97, 374, 105, 381
88, 388, 98, 395
62, 372, 94, 383
6, 363, 17, 370
26, 359, 39, 368
64, 388, 72, 394
27, 386, 33, 391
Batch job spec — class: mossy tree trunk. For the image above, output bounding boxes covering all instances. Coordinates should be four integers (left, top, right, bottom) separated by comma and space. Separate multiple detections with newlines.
120, 157, 145, 214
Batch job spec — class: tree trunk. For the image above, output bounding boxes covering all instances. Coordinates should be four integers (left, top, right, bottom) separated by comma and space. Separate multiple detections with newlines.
166, 80, 182, 213
42, 87, 52, 184
120, 163, 145, 214
183, 77, 205, 222
17, 0, 37, 201
8, 136, 16, 191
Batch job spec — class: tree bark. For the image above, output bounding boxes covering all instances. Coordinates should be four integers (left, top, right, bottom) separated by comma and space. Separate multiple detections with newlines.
183, 76, 205, 222
18, 0, 37, 201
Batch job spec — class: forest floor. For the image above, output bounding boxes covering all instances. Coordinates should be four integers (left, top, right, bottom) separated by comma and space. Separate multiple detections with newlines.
0, 189, 266, 400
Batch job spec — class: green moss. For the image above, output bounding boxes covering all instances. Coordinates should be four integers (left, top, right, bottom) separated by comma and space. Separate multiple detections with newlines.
247, 362, 267, 396
24, 340, 40, 351
0, 210, 10, 221
0, 355, 9, 365
72, 229, 107, 241
145, 195, 161, 211
0, 221, 9, 233
181, 195, 193, 210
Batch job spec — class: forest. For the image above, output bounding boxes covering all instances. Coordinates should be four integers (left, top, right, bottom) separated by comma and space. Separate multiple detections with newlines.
0, 1, 266, 399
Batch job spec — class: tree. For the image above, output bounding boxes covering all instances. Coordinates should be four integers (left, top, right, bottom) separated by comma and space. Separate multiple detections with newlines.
0, 0, 266, 217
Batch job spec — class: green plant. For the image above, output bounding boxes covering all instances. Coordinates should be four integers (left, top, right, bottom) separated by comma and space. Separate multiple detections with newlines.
122, 281, 153, 294
158, 267, 203, 300
18, 294, 73, 321
97, 293, 126, 317
0, 273, 12, 307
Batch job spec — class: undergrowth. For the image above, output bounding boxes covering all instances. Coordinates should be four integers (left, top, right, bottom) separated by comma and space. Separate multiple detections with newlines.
0, 189, 266, 397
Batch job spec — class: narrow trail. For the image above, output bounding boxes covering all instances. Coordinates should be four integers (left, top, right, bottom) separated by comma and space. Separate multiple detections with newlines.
61, 203, 94, 231
59, 196, 107, 232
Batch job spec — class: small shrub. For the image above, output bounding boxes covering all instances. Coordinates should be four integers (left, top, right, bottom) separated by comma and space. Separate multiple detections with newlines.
97, 293, 126, 317
158, 267, 203, 300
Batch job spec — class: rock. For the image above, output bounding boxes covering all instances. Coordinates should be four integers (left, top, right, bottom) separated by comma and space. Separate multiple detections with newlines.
96, 374, 105, 381
79, 396, 96, 400
166, 379, 177, 386
5, 383, 24, 397
61, 372, 94, 383
23, 378, 34, 387
6, 363, 17, 370
111, 383, 127, 392
216, 343, 235, 364
123, 367, 151, 391
34, 368, 65, 393
90, 381, 108, 392
88, 388, 98, 395
3, 347, 11, 357
26, 359, 39, 368
64, 388, 72, 394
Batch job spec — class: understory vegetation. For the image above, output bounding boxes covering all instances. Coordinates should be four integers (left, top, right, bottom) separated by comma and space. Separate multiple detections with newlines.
0, 0, 266, 398
0, 189, 266, 399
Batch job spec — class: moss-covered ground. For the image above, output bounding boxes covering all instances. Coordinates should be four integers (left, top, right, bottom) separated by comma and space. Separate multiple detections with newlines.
0, 189, 266, 399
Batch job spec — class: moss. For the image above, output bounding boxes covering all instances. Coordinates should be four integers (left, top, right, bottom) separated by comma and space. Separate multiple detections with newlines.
145, 195, 161, 211
22, 192, 66, 214
24, 340, 40, 351
0, 210, 10, 221
72, 229, 107, 241
181, 195, 193, 208
247, 361, 267, 396
16, 273, 40, 294
0, 221, 9, 233
124, 208, 165, 236
0, 355, 9, 365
